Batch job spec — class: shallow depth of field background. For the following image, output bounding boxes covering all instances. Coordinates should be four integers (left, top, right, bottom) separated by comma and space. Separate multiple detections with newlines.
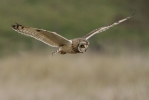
0, 0, 149, 100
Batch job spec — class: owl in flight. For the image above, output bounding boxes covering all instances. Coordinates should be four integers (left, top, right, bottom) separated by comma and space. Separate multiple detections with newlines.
12, 12, 134, 56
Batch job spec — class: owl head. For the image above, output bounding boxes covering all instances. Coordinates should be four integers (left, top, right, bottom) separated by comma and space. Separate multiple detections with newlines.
78, 41, 89, 53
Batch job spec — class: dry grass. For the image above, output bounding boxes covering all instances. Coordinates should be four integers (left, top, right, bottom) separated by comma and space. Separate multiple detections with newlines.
0, 51, 149, 100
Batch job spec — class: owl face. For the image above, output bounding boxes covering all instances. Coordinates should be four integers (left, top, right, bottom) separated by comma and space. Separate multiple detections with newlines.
78, 41, 89, 53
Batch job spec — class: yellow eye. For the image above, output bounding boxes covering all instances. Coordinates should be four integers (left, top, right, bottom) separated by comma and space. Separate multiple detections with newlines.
81, 45, 85, 48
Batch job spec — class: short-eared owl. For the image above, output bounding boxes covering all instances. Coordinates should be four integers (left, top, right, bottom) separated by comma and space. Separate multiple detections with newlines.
12, 12, 134, 56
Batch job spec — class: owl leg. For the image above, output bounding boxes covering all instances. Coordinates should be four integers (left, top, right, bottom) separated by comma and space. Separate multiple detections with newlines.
51, 48, 60, 57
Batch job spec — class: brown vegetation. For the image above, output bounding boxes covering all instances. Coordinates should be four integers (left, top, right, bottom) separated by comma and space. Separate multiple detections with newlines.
0, 51, 149, 100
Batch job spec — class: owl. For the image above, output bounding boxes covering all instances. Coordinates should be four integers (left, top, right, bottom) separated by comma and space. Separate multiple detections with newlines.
12, 12, 134, 56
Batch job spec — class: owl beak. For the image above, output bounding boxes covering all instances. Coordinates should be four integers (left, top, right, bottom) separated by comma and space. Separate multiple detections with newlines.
85, 45, 88, 48
84, 45, 88, 52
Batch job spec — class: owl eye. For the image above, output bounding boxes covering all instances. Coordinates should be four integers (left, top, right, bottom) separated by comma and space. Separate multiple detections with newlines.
80, 45, 85, 48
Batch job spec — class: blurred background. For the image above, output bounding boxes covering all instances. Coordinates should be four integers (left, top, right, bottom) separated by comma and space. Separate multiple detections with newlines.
0, 0, 149, 100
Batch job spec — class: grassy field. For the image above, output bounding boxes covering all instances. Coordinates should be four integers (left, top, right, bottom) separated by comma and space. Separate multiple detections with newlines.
0, 0, 149, 99
0, 51, 149, 100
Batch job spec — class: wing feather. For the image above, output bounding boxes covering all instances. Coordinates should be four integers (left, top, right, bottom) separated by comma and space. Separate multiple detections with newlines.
83, 12, 134, 40
11, 23, 72, 47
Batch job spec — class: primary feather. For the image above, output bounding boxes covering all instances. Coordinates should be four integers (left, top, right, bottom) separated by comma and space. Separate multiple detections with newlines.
12, 23, 72, 47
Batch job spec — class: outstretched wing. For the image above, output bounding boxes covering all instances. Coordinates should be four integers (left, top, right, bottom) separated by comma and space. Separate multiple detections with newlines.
12, 23, 72, 47
83, 12, 134, 40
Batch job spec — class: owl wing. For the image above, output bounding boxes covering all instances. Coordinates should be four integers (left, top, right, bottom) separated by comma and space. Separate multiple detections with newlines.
12, 23, 72, 47
83, 12, 134, 40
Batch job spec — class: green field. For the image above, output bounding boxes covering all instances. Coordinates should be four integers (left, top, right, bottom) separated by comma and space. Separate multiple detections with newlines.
0, 0, 149, 55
